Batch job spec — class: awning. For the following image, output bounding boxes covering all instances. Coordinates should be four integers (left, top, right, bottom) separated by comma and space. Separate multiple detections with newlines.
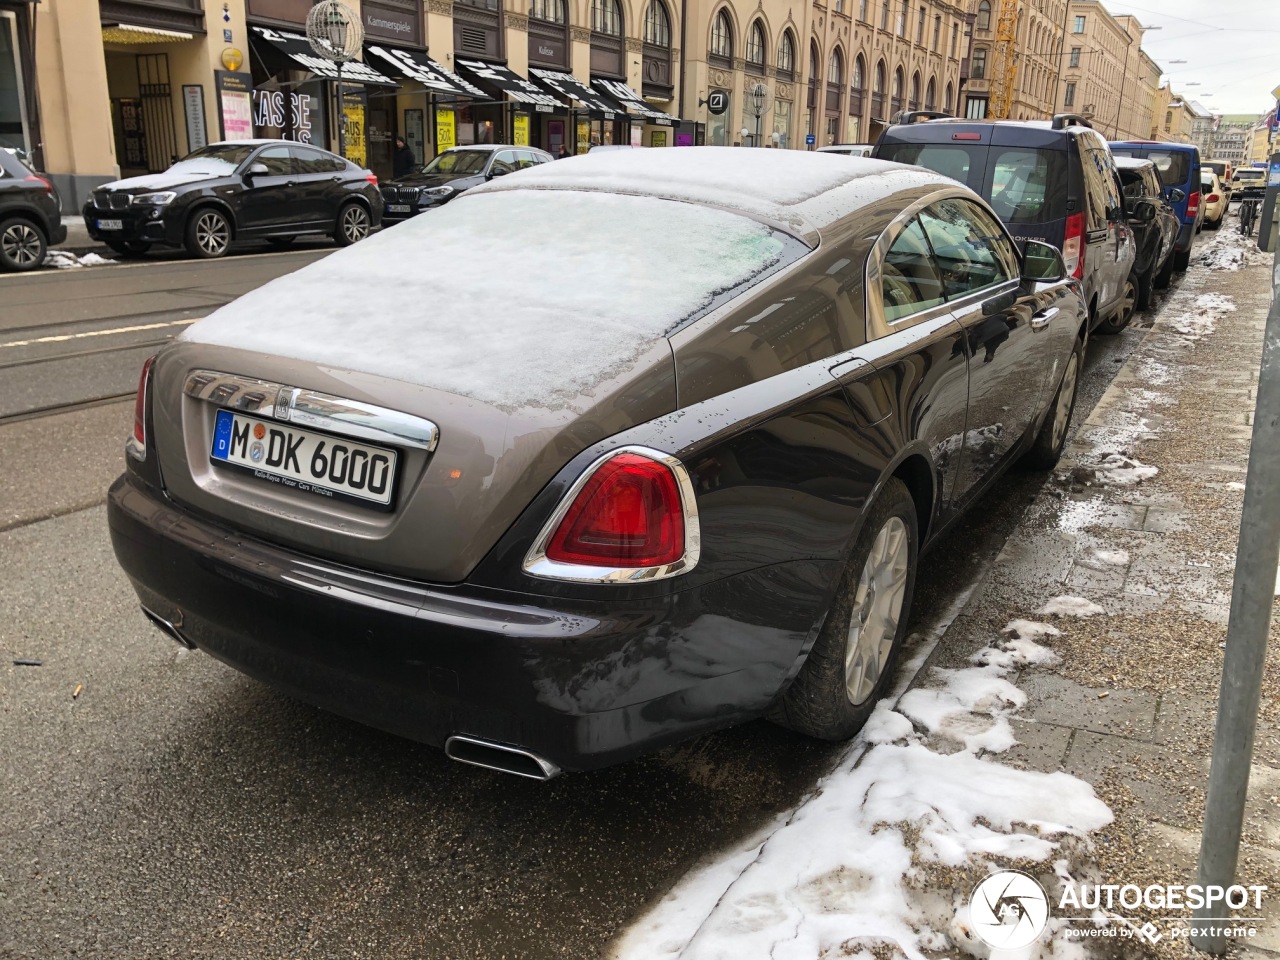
250, 25, 396, 86
452, 57, 563, 111
591, 78, 679, 126
528, 68, 623, 119
102, 23, 195, 44
366, 45, 487, 99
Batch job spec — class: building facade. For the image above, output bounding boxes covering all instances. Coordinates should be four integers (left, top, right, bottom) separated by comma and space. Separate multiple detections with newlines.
1244, 111, 1275, 165
1212, 114, 1254, 164
1053, 0, 1127, 133
1108, 14, 1158, 141
961, 0, 1066, 122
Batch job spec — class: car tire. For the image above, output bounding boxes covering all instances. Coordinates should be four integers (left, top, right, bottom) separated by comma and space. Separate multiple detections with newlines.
266, 235, 296, 249
1096, 273, 1137, 335
1134, 267, 1154, 310
1154, 252, 1175, 289
105, 239, 151, 257
1173, 246, 1191, 272
184, 208, 232, 259
0, 216, 47, 272
1023, 335, 1082, 471
770, 477, 918, 741
334, 202, 371, 247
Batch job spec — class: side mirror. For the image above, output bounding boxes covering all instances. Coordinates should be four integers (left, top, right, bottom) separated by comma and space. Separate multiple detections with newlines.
1022, 240, 1066, 283
246, 162, 269, 178
1129, 199, 1156, 223
1168, 187, 1185, 204
487, 166, 511, 179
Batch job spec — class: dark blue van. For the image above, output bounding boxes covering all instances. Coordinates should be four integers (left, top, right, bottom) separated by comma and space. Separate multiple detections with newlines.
1108, 141, 1201, 278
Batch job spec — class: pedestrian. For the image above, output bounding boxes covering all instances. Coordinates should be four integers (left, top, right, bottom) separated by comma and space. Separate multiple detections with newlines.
392, 135, 416, 179
557, 144, 570, 160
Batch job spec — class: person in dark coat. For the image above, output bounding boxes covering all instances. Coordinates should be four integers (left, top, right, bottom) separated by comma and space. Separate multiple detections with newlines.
392, 135, 416, 178
557, 144, 571, 160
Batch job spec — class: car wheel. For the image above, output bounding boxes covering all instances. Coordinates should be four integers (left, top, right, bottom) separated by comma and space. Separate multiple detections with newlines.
1023, 335, 1082, 471
0, 217, 47, 272
266, 236, 296, 249
1096, 274, 1137, 334
334, 203, 371, 247
185, 208, 232, 259
770, 477, 918, 741
105, 239, 151, 257
1173, 246, 1191, 271
1154, 252, 1175, 289
1134, 267, 1154, 311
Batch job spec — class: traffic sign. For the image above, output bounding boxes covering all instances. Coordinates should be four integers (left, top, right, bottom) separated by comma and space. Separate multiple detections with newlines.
805, 133, 816, 146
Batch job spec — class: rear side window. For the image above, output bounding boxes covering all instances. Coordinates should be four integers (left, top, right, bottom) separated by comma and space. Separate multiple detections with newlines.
918, 198, 1018, 300
1119, 169, 1144, 199
1078, 144, 1119, 229
875, 143, 981, 189
1112, 149, 1190, 189
987, 148, 1067, 224
880, 218, 946, 322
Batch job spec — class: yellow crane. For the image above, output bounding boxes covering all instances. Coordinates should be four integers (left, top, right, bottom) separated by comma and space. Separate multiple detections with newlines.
987, 0, 1020, 119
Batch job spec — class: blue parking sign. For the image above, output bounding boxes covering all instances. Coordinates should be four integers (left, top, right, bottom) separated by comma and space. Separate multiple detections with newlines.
805, 134, 816, 146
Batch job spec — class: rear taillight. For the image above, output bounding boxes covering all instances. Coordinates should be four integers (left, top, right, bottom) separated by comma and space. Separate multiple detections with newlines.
1062, 212, 1085, 280
128, 355, 156, 461
23, 174, 53, 195
365, 172, 378, 185
1207, 193, 1219, 203
1187, 191, 1200, 218
526, 448, 700, 580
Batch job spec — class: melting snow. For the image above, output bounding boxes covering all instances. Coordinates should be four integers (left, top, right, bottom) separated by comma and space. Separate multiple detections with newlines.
1037, 596, 1106, 618
1195, 226, 1269, 272
1170, 292, 1237, 342
1093, 453, 1159, 485
44, 250, 115, 269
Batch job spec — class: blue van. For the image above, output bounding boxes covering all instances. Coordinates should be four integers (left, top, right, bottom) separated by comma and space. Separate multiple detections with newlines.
1108, 141, 1201, 279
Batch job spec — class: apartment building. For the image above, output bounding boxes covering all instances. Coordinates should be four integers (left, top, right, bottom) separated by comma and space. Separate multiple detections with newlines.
1054, 0, 1130, 134
1108, 14, 1158, 140
959, 0, 1065, 121
1211, 113, 1253, 164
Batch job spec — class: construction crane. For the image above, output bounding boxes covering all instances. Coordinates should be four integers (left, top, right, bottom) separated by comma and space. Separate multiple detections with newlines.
988, 0, 1020, 119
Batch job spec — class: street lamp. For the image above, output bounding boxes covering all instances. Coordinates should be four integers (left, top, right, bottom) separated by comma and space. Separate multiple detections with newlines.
306, 0, 363, 159
751, 82, 767, 147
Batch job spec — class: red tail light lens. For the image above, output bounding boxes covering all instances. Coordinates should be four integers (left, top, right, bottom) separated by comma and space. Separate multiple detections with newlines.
1207, 193, 1219, 203
23, 174, 53, 195
546, 453, 685, 567
1062, 212, 1085, 280
129, 355, 156, 460
365, 172, 378, 185
1186, 191, 1200, 218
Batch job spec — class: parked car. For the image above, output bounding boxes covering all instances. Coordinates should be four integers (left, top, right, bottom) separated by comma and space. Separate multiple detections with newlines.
1108, 141, 1202, 273
874, 113, 1138, 334
1114, 156, 1179, 306
0, 147, 67, 272
817, 144, 875, 157
82, 140, 381, 260
1231, 166, 1267, 195
1199, 170, 1228, 230
1205, 160, 1233, 196
381, 145, 553, 224
108, 148, 1087, 778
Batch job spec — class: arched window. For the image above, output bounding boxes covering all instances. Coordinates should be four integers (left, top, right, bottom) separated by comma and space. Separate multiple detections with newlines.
746, 20, 766, 69
591, 0, 622, 35
850, 54, 865, 116
777, 29, 796, 79
891, 66, 904, 115
643, 0, 671, 46
710, 9, 733, 60
531, 0, 566, 23
872, 59, 886, 118
828, 48, 843, 86
909, 71, 920, 111
945, 81, 953, 113
925, 76, 936, 110
976, 0, 991, 30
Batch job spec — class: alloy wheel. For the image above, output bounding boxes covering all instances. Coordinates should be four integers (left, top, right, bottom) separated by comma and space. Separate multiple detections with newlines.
195, 212, 230, 257
2, 222, 42, 267
342, 206, 370, 243
1052, 350, 1080, 451
1117, 278, 1137, 324
844, 515, 910, 705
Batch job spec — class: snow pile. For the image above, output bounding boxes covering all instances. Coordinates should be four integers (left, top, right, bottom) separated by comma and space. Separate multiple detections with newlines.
44, 250, 115, 269
1195, 228, 1268, 272
609, 625, 1112, 960
1037, 596, 1106, 618
1093, 452, 1159, 485
1170, 292, 1237, 342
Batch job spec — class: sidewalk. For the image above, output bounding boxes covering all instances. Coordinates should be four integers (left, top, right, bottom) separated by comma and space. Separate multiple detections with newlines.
57, 216, 103, 254
610, 226, 1280, 960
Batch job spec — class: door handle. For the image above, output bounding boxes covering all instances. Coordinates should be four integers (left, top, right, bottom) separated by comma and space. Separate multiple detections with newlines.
1030, 306, 1059, 330
285, 180, 296, 186
331, 176, 342, 182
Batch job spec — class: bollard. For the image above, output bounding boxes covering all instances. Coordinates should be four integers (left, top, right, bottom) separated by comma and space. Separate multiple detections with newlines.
1191, 243, 1280, 953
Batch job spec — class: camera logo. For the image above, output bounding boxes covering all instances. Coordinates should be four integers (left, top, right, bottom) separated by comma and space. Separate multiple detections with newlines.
970, 870, 1051, 949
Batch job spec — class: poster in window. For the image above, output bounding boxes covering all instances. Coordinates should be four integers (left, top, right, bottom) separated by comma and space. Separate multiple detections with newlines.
216, 72, 255, 141
117, 99, 147, 168
183, 85, 208, 152
436, 108, 456, 152
343, 101, 366, 166
513, 113, 530, 146
576, 119, 590, 154
404, 108, 424, 164
630, 123, 643, 146
650, 130, 667, 148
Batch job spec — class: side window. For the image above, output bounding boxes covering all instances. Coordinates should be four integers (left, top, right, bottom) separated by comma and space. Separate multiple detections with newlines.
1120, 171, 1143, 200
490, 151, 517, 175
878, 217, 946, 322
255, 146, 293, 177
917, 198, 1016, 300
987, 148, 1066, 224
1075, 140, 1110, 231
290, 146, 327, 174
514, 150, 538, 169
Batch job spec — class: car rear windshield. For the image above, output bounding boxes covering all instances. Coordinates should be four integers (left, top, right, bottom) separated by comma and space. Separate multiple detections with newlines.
1206, 161, 1228, 179
875, 142, 1066, 224
1236, 169, 1265, 180
1111, 149, 1190, 188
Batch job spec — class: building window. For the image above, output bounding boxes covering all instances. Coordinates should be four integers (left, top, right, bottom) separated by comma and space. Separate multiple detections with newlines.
1064, 81, 1075, 106
829, 48, 843, 86
710, 9, 733, 60
1165, 110, 1172, 131
851, 55, 865, 115
966, 96, 988, 119
945, 81, 953, 112
891, 66, 904, 114
917, 6, 925, 42
531, 0, 566, 22
773, 98, 792, 147
777, 30, 796, 79
925, 76, 936, 110
976, 0, 991, 30
643, 1, 671, 46
910, 71, 920, 110
591, 0, 622, 35
1069, 46, 1080, 67
1073, 15, 1085, 32
872, 60, 886, 118
950, 23, 958, 57
746, 21, 765, 70
971, 46, 987, 80
933, 15, 941, 50
881, 0, 890, 30
895, 6, 905, 36
859, 0, 869, 21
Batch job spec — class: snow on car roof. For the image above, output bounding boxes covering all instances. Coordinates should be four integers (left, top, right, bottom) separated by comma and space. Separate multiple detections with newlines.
471, 146, 950, 243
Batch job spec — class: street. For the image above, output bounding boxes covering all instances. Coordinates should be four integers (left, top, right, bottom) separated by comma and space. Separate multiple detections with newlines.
0, 247, 1153, 959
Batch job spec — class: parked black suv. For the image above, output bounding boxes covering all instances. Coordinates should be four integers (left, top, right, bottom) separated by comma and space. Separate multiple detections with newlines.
381, 144, 553, 225
874, 113, 1138, 334
1113, 156, 1179, 306
82, 140, 381, 260
1, 148, 66, 272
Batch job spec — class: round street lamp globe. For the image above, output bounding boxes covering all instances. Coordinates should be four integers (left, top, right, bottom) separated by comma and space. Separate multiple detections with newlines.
306, 0, 363, 63
751, 82, 767, 117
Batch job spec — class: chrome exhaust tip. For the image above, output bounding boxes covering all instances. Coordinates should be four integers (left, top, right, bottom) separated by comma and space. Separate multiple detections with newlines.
140, 605, 196, 650
445, 735, 561, 780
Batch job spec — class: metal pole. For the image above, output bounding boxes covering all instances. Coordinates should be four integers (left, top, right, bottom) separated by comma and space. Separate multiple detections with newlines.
1191, 243, 1280, 954
335, 63, 346, 158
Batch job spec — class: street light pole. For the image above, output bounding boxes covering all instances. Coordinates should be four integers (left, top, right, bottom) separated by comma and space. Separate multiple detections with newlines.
751, 82, 766, 147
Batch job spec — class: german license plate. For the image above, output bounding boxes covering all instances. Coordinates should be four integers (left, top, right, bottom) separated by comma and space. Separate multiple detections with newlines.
97, 219, 123, 230
387, 204, 411, 213
210, 409, 397, 508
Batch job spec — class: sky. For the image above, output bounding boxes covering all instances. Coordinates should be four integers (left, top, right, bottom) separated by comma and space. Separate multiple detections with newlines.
1099, 0, 1280, 115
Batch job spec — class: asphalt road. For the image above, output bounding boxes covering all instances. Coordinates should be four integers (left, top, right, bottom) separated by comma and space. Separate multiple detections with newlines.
0, 251, 1159, 959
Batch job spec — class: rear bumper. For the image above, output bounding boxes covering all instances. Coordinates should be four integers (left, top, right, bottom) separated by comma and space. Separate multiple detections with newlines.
1175, 221, 1196, 253
107, 474, 827, 772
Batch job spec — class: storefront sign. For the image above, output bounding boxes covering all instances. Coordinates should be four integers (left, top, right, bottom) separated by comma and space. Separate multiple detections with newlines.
215, 71, 254, 141
183, 85, 208, 152
436, 108, 456, 152
253, 88, 318, 142
362, 0, 422, 46
576, 119, 590, 154
630, 123, 642, 146
513, 114, 530, 146
343, 91, 366, 166
368, 46, 485, 97
650, 130, 667, 148
705, 90, 729, 115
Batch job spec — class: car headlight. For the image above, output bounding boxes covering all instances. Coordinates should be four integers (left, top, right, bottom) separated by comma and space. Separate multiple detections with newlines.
422, 186, 454, 199
133, 192, 177, 206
